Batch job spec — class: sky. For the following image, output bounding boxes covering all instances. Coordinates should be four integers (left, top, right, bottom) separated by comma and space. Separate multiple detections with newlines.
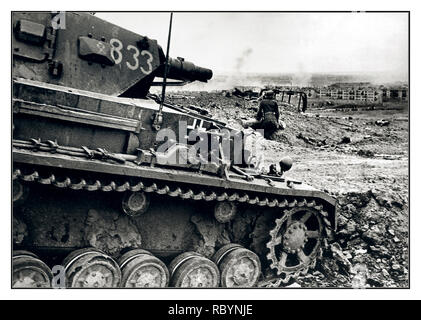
97, 12, 408, 80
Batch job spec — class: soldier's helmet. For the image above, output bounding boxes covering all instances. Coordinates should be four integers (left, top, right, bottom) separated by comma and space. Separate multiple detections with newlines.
264, 90, 275, 99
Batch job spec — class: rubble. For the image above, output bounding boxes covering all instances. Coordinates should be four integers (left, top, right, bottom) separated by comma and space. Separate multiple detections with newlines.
232, 87, 259, 99
296, 132, 327, 146
166, 90, 408, 288
340, 136, 351, 144
357, 149, 375, 158
286, 282, 301, 288
375, 119, 391, 126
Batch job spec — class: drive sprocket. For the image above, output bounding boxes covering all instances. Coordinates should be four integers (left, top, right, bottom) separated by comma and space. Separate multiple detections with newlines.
266, 203, 327, 284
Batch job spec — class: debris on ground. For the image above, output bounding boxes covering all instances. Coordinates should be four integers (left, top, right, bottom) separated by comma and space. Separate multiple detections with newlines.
340, 136, 351, 144
375, 119, 391, 126
167, 90, 408, 288
357, 149, 375, 158
296, 132, 327, 146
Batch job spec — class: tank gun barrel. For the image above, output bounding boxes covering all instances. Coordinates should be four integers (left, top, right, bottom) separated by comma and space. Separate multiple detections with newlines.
157, 57, 213, 83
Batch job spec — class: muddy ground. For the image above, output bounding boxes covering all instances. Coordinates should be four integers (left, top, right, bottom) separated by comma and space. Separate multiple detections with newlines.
167, 91, 409, 288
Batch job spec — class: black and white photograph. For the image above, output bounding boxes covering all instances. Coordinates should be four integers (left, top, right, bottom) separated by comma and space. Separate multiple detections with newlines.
9, 7, 411, 296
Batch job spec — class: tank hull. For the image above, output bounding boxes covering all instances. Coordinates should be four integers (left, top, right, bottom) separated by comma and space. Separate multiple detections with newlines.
13, 148, 336, 287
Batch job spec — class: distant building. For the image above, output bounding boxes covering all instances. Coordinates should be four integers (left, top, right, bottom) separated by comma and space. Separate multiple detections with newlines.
381, 86, 408, 102
264, 82, 408, 108
318, 85, 382, 104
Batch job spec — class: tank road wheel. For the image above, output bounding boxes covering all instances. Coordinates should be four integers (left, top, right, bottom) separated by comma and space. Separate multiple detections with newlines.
266, 206, 325, 283
122, 191, 150, 217
118, 249, 169, 287
214, 201, 237, 223
212, 244, 261, 287
12, 251, 52, 288
169, 252, 220, 287
63, 248, 121, 288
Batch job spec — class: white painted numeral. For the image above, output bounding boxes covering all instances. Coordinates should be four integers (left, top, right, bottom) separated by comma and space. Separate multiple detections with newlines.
109, 39, 154, 74
126, 45, 140, 70
110, 38, 123, 65
140, 50, 153, 74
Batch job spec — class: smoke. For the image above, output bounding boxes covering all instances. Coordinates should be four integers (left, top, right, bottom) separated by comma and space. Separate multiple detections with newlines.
235, 48, 253, 72
291, 73, 312, 87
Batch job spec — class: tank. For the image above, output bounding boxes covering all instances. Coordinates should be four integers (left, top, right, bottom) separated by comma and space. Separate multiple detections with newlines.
12, 12, 336, 288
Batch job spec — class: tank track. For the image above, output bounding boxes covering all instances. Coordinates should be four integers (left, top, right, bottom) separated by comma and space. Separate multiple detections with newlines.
13, 167, 332, 287
12, 168, 332, 220
255, 249, 318, 288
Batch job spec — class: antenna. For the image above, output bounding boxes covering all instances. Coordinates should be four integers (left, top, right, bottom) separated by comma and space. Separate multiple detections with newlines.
152, 12, 173, 131
160, 12, 173, 109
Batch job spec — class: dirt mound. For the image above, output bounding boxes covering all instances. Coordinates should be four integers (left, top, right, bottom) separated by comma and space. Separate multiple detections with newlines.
167, 90, 409, 287
297, 190, 408, 288
168, 91, 408, 157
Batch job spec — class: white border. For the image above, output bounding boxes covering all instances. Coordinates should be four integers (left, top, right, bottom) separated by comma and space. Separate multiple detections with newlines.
1, 0, 418, 300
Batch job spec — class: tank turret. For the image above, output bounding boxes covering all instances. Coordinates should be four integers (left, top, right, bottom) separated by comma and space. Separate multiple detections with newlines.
13, 12, 212, 98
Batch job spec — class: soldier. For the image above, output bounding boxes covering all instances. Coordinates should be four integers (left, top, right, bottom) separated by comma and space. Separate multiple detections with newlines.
253, 90, 281, 138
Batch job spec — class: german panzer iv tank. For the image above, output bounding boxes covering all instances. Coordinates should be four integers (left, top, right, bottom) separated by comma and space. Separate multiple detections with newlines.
12, 12, 336, 288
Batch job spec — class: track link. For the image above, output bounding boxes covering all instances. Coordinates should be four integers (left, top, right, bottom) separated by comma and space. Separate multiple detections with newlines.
12, 168, 333, 221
